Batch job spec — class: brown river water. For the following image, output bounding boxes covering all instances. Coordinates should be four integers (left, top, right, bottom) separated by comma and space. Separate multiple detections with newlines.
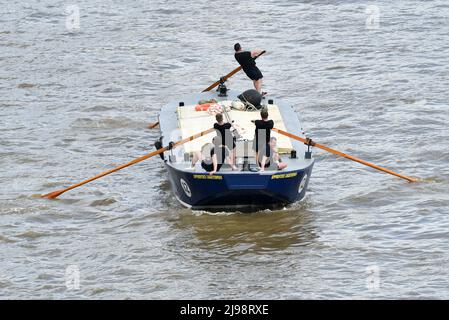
0, 0, 448, 299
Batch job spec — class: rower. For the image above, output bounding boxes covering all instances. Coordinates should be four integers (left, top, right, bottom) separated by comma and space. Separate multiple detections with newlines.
234, 43, 266, 95
189, 136, 232, 175
252, 108, 274, 164
258, 137, 288, 172
214, 114, 238, 170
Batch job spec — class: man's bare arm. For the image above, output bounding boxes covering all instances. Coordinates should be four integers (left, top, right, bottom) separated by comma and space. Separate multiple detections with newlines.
251, 50, 264, 58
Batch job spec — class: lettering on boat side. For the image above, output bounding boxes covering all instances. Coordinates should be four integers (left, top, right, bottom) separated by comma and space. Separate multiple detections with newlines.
193, 174, 223, 180
271, 172, 298, 179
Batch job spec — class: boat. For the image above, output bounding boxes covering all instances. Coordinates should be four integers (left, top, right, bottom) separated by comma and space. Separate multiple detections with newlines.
155, 83, 314, 210
40, 70, 416, 203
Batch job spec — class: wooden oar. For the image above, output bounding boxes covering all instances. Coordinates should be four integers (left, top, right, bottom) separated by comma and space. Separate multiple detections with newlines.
273, 128, 418, 183
202, 50, 266, 92
148, 51, 267, 129
148, 122, 159, 129
42, 128, 215, 199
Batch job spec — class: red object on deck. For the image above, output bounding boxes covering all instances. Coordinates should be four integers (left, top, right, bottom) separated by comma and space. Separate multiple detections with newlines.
195, 103, 213, 111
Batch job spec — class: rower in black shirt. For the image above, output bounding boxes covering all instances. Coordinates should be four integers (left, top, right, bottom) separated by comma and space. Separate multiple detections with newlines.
213, 113, 238, 170
252, 108, 274, 162
234, 43, 265, 95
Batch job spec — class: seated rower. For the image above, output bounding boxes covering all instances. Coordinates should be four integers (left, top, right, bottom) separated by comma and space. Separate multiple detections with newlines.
190, 136, 232, 175
258, 137, 288, 172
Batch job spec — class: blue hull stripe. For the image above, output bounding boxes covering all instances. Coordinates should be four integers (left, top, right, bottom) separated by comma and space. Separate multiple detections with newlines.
165, 163, 314, 209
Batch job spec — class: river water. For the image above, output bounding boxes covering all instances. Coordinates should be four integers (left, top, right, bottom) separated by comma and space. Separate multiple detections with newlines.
1, 0, 448, 299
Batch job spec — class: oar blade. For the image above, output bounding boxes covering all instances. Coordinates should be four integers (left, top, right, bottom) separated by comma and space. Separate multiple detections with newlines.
41, 128, 214, 199
41, 189, 65, 199
273, 127, 418, 183
148, 122, 159, 129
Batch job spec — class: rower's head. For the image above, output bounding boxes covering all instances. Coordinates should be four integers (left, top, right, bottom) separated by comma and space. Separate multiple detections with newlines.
260, 108, 269, 120
234, 43, 241, 52
269, 137, 277, 149
215, 113, 223, 123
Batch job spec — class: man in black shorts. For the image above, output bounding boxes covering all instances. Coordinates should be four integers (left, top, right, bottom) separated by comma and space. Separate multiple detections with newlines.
234, 43, 265, 94
189, 136, 231, 175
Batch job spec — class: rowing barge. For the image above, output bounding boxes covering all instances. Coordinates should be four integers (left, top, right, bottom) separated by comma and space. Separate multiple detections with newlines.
155, 86, 314, 210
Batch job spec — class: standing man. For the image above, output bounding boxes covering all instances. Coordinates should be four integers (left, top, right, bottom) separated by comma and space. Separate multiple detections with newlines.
214, 113, 238, 170
252, 108, 274, 163
234, 43, 266, 95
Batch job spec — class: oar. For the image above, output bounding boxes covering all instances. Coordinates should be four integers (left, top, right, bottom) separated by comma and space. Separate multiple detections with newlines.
148, 50, 267, 129
202, 50, 266, 92
148, 122, 159, 129
148, 50, 266, 129
273, 128, 418, 183
42, 128, 215, 199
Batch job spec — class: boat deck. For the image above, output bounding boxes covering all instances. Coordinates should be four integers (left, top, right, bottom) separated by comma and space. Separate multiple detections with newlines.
177, 102, 293, 154
158, 89, 313, 174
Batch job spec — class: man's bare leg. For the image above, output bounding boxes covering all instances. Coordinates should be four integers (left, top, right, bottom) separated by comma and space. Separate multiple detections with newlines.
231, 148, 238, 170
191, 151, 202, 168
253, 79, 263, 93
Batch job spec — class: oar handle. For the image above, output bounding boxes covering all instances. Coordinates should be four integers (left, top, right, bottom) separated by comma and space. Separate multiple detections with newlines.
148, 122, 159, 129
202, 67, 242, 92
273, 128, 418, 183
42, 128, 215, 199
